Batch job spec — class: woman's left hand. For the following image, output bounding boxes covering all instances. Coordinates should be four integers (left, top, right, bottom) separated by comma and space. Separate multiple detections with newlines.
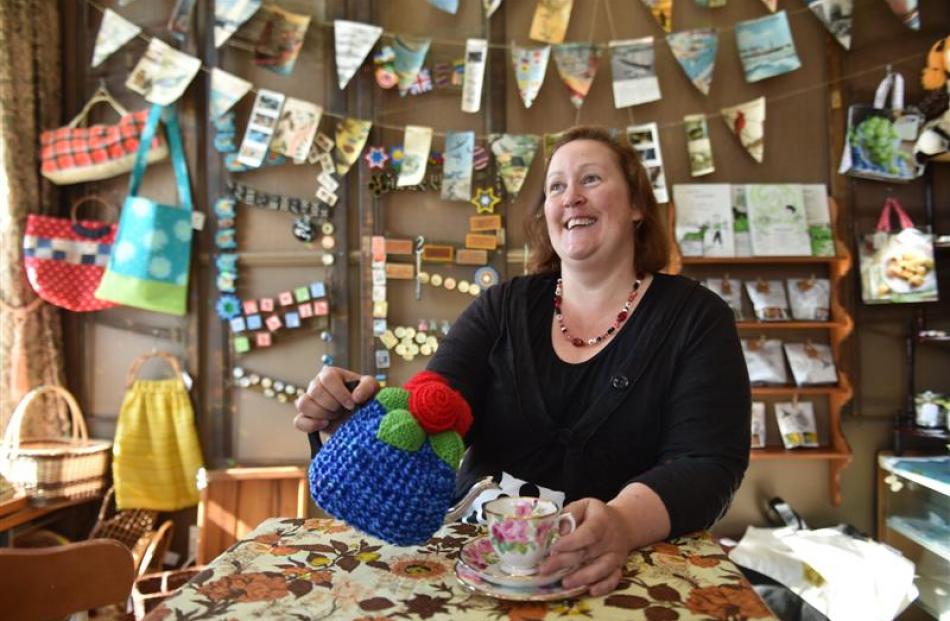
537, 497, 635, 596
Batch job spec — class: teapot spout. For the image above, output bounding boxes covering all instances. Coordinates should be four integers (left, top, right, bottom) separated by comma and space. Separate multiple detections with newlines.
443, 476, 498, 524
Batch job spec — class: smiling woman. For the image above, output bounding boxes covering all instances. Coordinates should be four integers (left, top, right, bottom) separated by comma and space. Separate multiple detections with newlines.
296, 126, 751, 598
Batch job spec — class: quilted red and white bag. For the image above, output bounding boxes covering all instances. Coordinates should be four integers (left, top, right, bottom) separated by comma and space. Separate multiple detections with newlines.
23, 197, 119, 312
39, 86, 167, 185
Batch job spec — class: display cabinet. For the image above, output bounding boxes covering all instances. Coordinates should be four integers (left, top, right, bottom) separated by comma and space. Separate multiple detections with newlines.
877, 452, 950, 619
670, 197, 853, 505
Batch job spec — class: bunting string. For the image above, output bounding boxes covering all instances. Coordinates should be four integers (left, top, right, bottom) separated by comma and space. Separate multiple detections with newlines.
84, 0, 927, 139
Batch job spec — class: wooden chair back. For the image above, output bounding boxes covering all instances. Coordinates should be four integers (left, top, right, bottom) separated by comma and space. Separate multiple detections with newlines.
0, 538, 134, 620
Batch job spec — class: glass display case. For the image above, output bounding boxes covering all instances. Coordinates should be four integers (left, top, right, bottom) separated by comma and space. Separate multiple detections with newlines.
877, 453, 950, 619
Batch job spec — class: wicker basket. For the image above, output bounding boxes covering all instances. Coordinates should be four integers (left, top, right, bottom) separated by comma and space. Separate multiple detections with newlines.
0, 385, 111, 504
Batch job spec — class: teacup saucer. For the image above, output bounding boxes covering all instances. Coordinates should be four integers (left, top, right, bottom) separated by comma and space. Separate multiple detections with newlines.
458, 536, 574, 589
455, 562, 587, 602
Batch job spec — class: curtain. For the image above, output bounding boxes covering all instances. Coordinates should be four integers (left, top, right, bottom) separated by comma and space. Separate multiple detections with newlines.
0, 0, 65, 436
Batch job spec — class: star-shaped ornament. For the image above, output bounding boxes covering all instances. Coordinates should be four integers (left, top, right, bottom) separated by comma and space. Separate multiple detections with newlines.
471, 187, 501, 214
364, 146, 389, 170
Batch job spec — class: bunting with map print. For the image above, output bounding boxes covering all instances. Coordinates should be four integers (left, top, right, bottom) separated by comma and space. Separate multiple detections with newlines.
802, 0, 852, 49
92, 8, 141, 68
334, 21, 383, 90
529, 0, 574, 44
552, 43, 601, 109
490, 134, 541, 198
666, 28, 718, 95
721, 97, 766, 162
512, 44, 551, 109
735, 11, 801, 83
334, 117, 372, 176
393, 36, 432, 96
640, 0, 673, 33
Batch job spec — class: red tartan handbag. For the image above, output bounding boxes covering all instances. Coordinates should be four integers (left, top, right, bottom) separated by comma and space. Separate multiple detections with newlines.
23, 197, 119, 312
39, 86, 168, 185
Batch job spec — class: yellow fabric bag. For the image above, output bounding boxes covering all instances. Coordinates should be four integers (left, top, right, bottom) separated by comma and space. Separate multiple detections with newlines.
113, 352, 203, 511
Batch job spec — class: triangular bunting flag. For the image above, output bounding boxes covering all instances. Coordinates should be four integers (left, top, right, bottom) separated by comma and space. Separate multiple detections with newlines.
609, 38, 662, 108
735, 11, 801, 83
512, 44, 551, 109
802, 0, 852, 50
214, 0, 261, 47
428, 0, 459, 13
484, 0, 504, 17
397, 125, 433, 187
666, 28, 718, 95
490, 134, 540, 197
529, 0, 574, 44
884, 0, 919, 30
694, 0, 727, 6
334, 20, 383, 90
335, 117, 373, 176
442, 131, 476, 201
760, 0, 777, 11
126, 38, 201, 105
210, 68, 252, 118
640, 0, 673, 32
552, 43, 601, 109
721, 97, 766, 163
393, 36, 432, 97
91, 8, 141, 68
254, 5, 310, 76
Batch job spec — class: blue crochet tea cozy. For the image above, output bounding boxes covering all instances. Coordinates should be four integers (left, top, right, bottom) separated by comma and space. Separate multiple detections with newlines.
309, 371, 472, 546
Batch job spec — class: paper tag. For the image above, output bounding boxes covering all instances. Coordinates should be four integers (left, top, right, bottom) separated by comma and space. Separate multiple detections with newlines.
317, 171, 340, 193
316, 186, 338, 206
181, 370, 194, 391
192, 210, 206, 231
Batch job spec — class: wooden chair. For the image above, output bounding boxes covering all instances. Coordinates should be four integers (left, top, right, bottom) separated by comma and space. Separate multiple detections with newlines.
0, 538, 134, 620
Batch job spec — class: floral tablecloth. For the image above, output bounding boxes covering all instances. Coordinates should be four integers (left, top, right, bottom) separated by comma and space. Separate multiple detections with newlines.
145, 517, 776, 620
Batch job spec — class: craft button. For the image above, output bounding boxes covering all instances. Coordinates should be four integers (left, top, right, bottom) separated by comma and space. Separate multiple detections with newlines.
409, 343, 420, 356
610, 375, 630, 390
458, 280, 470, 293
285, 312, 301, 328
321, 354, 334, 365
321, 253, 335, 266
320, 330, 333, 342
418, 271, 430, 284
420, 343, 432, 356
286, 384, 298, 395
313, 300, 330, 316
443, 277, 457, 290
261, 377, 273, 388
230, 317, 247, 333
298, 303, 313, 318
321, 222, 335, 235
320, 235, 336, 250
430, 274, 443, 287
395, 343, 407, 356
274, 381, 285, 392
249, 374, 261, 385
415, 332, 427, 344
232, 367, 246, 379
469, 284, 481, 296
234, 335, 251, 355
264, 388, 275, 398
394, 326, 406, 338
426, 336, 439, 348
405, 327, 416, 339
243, 300, 259, 315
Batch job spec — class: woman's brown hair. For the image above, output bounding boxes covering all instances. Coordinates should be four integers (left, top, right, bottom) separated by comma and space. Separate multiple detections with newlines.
524, 126, 669, 275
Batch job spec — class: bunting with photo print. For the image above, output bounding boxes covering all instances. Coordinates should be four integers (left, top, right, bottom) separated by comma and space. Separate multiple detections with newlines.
529, 0, 574, 44
126, 38, 201, 105
552, 43, 601, 109
334, 20, 383, 90
254, 5, 310, 76
442, 131, 476, 201
512, 44, 551, 109
626, 123, 668, 203
335, 117, 373, 176
394, 36, 432, 96
210, 68, 252, 118
491, 134, 540, 198
271, 98, 322, 163
640, 0, 673, 33
802, 0, 852, 49
684, 114, 715, 177
92, 8, 141, 68
236, 89, 285, 168
722, 96, 766, 162
735, 11, 801, 83
610, 38, 661, 108
666, 28, 718, 95
214, 0, 261, 47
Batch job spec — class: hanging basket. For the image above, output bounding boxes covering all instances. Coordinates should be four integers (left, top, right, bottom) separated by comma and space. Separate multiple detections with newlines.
0, 385, 111, 504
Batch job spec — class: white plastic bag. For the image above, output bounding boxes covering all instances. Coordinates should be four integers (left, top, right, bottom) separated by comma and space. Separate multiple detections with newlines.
729, 526, 918, 621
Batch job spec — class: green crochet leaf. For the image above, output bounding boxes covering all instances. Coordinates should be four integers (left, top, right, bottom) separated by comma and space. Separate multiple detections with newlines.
376, 409, 425, 452
429, 430, 465, 471
376, 387, 410, 413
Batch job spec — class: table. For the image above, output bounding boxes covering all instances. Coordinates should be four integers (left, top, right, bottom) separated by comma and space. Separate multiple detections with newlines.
145, 517, 777, 620
0, 494, 98, 546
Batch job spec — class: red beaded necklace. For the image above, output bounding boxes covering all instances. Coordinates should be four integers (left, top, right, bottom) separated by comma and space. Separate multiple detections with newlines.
554, 275, 644, 347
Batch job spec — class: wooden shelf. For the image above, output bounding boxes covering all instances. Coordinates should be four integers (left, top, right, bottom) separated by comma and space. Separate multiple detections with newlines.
752, 447, 851, 460
736, 321, 847, 330
682, 255, 841, 265
751, 384, 849, 397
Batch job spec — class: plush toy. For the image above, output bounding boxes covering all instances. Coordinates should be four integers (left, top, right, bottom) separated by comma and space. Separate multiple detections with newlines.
921, 36, 949, 91
914, 109, 950, 163
309, 370, 473, 545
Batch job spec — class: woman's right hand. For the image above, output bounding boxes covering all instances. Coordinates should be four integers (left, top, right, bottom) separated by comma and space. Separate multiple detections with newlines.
294, 366, 379, 434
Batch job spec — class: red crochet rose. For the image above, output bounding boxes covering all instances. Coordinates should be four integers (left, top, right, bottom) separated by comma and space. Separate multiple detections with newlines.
403, 370, 448, 392
408, 380, 472, 436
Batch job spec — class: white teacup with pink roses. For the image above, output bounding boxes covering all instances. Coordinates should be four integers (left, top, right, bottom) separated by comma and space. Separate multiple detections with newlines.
483, 496, 576, 576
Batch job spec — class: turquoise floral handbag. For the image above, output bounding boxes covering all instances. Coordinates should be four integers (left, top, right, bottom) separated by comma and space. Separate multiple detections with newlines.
95, 104, 193, 315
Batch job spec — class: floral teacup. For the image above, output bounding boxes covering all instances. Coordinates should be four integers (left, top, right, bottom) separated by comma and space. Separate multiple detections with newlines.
483, 496, 576, 576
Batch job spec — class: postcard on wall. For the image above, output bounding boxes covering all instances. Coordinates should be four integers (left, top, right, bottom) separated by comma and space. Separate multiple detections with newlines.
610, 38, 661, 109
735, 11, 801, 83
672, 184, 733, 256
802, 184, 834, 256
254, 5, 311, 76
529, 0, 574, 44
236, 89, 285, 169
125, 38, 201, 105
684, 114, 715, 177
803, 0, 853, 50
214, 0, 261, 47
334, 20, 383, 90
271, 97, 322, 163
461, 38, 488, 113
746, 184, 812, 256
626, 123, 668, 204
731, 185, 751, 256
